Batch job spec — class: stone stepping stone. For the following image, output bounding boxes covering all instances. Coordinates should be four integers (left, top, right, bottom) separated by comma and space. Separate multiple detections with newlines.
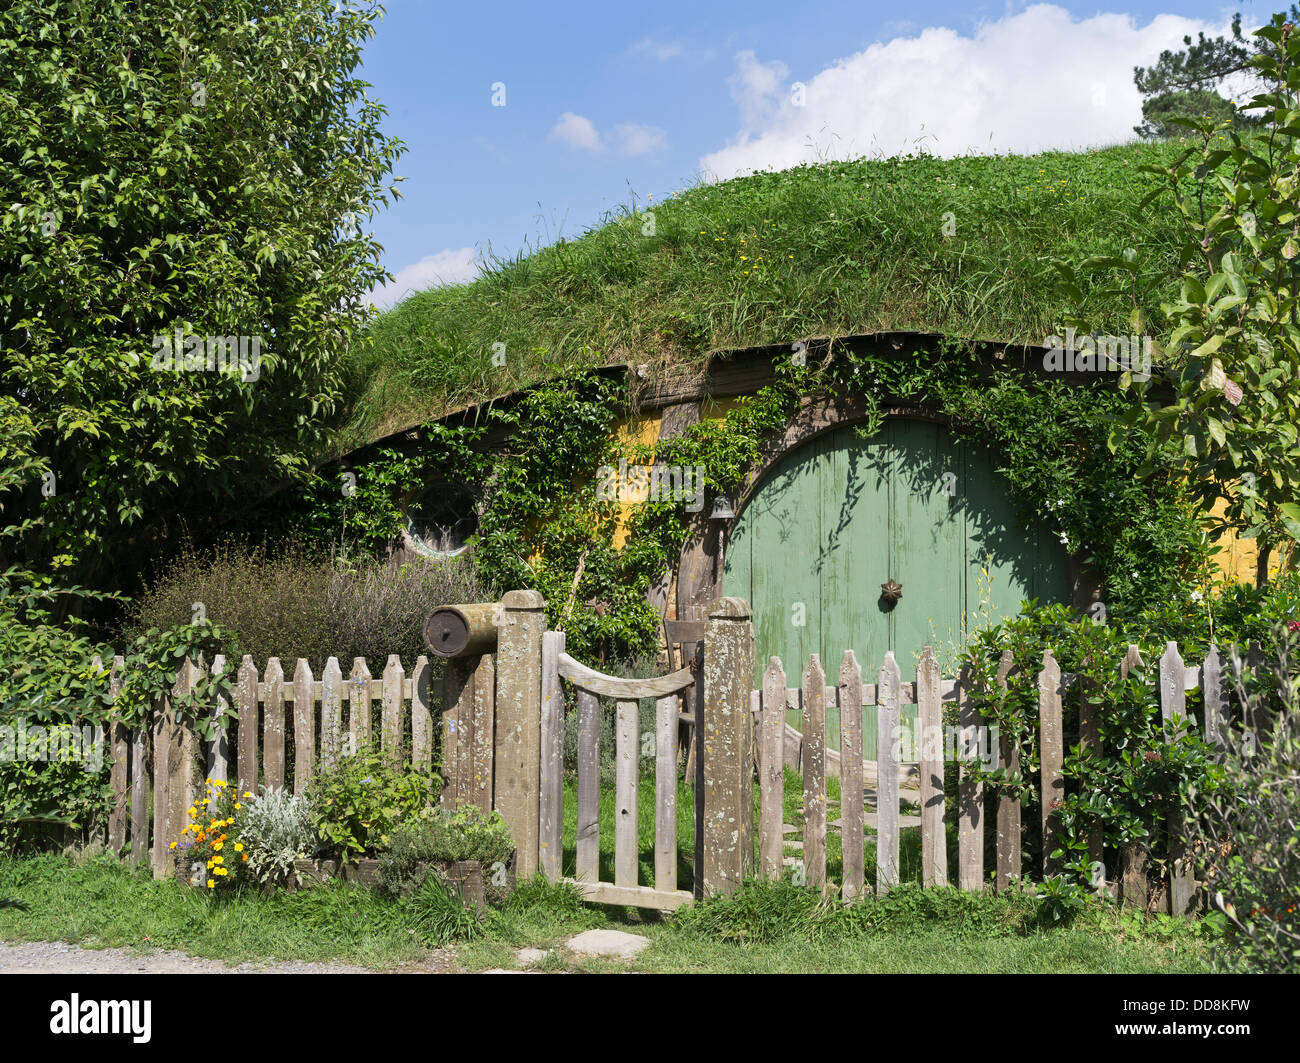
781, 823, 799, 835
516, 948, 548, 967
566, 929, 650, 959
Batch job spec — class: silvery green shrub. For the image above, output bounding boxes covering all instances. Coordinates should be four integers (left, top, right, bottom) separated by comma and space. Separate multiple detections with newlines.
240, 787, 314, 887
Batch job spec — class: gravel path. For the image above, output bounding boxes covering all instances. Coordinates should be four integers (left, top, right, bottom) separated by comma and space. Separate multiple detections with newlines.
0, 939, 459, 974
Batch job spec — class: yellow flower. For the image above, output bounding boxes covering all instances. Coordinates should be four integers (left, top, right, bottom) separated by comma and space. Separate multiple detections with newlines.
207, 859, 215, 869
234, 803, 242, 810
169, 841, 177, 850
214, 779, 226, 788
244, 792, 253, 798
233, 842, 244, 852
213, 842, 223, 852
207, 879, 215, 889
215, 867, 228, 876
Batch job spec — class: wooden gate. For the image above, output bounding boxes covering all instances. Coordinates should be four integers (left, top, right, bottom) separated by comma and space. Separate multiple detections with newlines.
529, 597, 757, 910
538, 630, 696, 910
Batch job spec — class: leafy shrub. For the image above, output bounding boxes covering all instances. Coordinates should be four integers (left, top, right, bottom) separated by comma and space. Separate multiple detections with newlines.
305, 747, 441, 859
376, 804, 515, 898
239, 787, 315, 888
1188, 629, 1300, 973
1, 588, 234, 853
957, 595, 1285, 898
0, 728, 110, 856
127, 535, 491, 671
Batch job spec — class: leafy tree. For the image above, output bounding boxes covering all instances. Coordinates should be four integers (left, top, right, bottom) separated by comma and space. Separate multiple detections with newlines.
1064, 15, 1300, 586
0, 0, 404, 604
1131, 10, 1300, 139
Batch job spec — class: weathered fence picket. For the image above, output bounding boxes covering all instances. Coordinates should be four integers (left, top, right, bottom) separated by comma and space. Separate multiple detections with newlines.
839, 651, 865, 902
293, 658, 314, 791
876, 651, 901, 895
1038, 649, 1063, 877
263, 658, 285, 791
1161, 641, 1195, 916
994, 649, 1020, 891
957, 662, 982, 891
759, 657, 787, 882
801, 655, 827, 892
917, 645, 945, 889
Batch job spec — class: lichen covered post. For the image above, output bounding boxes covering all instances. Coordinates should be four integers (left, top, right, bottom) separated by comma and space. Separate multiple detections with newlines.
493, 590, 546, 880
700, 596, 755, 897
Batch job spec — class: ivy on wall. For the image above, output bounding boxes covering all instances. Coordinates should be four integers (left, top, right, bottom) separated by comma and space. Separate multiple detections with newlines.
253, 339, 1205, 661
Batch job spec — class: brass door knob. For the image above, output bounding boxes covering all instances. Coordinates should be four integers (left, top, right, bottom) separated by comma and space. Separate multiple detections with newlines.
880, 579, 903, 603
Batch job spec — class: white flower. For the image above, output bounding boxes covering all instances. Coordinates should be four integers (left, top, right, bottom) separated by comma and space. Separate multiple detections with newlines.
1191, 590, 1203, 602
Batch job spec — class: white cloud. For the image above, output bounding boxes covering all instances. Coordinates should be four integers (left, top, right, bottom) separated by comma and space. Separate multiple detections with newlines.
631, 36, 683, 61
615, 123, 668, 156
367, 247, 479, 310
548, 112, 603, 152
727, 51, 791, 132
700, 5, 1232, 181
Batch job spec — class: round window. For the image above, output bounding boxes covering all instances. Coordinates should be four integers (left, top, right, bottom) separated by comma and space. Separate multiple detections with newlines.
404, 486, 478, 557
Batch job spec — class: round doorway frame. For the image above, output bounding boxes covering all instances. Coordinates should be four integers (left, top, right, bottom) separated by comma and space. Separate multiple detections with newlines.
673, 392, 1101, 621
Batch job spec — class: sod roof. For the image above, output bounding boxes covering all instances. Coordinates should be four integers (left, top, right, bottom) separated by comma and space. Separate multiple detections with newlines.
334, 139, 1190, 456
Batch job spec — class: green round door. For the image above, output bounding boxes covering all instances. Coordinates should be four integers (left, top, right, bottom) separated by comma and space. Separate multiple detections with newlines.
722, 419, 1070, 753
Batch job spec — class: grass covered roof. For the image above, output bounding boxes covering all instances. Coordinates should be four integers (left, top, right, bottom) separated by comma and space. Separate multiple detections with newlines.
334, 139, 1191, 454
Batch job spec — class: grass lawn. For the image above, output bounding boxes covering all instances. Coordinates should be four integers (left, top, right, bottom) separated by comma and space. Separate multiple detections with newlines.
0, 775, 1216, 974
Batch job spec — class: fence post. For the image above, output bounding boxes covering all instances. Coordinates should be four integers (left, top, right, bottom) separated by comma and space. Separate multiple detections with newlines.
494, 589, 546, 881
700, 596, 755, 897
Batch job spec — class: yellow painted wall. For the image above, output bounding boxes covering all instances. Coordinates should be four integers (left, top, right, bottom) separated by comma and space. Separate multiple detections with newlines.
1208, 496, 1292, 585
607, 413, 664, 549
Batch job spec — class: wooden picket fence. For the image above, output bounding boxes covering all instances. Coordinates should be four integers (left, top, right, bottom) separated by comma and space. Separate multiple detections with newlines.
754, 640, 1240, 912
93, 652, 440, 879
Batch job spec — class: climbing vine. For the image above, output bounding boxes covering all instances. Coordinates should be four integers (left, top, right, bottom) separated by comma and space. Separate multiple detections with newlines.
256, 339, 1206, 661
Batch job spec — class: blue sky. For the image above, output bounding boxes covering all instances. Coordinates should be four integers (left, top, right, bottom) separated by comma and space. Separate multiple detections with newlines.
359, 1, 1260, 307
